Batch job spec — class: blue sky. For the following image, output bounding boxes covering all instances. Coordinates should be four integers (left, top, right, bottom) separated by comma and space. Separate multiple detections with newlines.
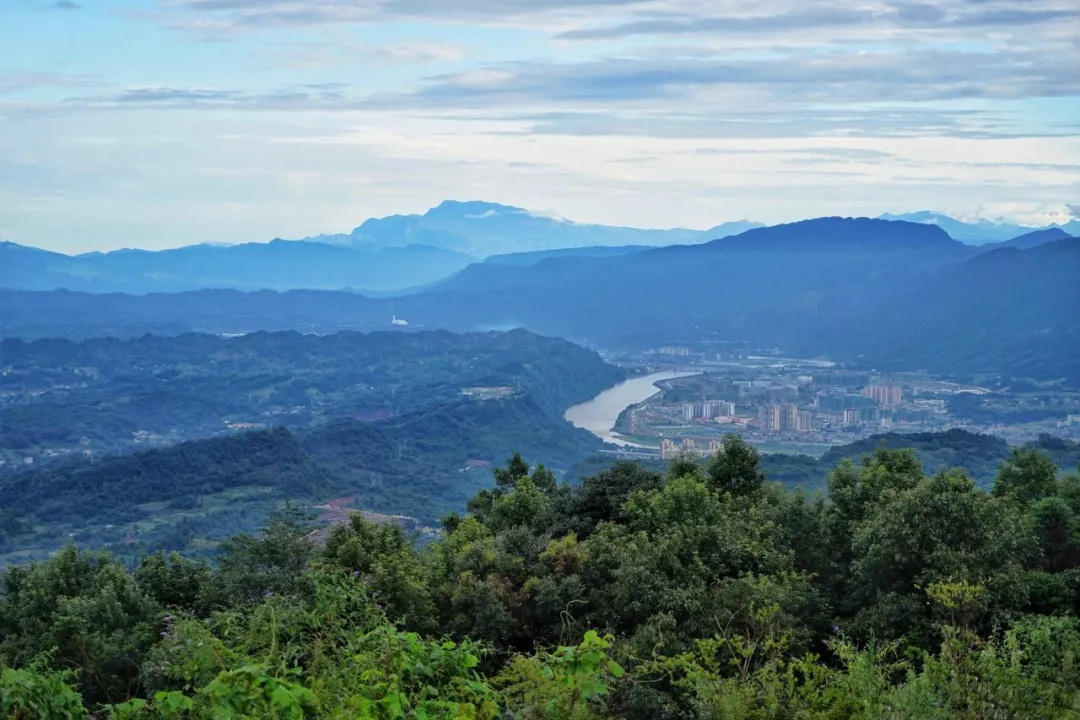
1, 0, 1078, 252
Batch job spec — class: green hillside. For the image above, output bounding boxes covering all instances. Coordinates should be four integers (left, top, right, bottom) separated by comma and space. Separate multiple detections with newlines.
0, 328, 624, 464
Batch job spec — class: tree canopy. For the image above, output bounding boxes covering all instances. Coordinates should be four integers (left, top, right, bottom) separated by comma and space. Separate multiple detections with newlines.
3, 436, 1080, 718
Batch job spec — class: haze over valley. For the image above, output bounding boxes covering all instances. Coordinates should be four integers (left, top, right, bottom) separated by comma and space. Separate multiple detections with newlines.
3, 206, 1078, 560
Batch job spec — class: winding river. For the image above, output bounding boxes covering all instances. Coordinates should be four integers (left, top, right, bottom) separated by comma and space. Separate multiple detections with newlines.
564, 371, 699, 446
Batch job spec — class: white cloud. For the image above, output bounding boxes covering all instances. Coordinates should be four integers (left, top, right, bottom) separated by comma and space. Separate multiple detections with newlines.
267, 40, 466, 70
1, 0, 1077, 249
3, 102, 1076, 252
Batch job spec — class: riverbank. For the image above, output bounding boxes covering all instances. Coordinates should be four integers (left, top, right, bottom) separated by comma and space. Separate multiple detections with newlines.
564, 371, 699, 446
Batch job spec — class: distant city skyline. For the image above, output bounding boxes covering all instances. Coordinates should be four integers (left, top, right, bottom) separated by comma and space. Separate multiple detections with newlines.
2, 0, 1077, 252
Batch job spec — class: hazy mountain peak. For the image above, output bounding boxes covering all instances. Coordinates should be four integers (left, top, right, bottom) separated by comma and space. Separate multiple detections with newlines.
881, 211, 963, 224
308, 200, 763, 257
0, 240, 63, 256
878, 211, 1042, 244
428, 200, 525, 218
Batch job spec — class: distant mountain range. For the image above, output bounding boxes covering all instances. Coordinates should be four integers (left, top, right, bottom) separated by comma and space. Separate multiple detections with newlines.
879, 211, 1080, 244
401, 216, 980, 344
974, 227, 1074, 251
301, 201, 1079, 253
4, 216, 1077, 384
297, 200, 763, 257
3, 202, 1076, 295
0, 239, 474, 294
846, 234, 1080, 380
415, 218, 1077, 385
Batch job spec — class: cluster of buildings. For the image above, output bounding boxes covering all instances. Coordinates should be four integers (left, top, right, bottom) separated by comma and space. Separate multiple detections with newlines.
660, 437, 726, 460
658, 346, 691, 357
860, 384, 904, 405
616, 353, 1007, 452
757, 403, 814, 433
682, 400, 737, 421
613, 347, 1080, 451
749, 387, 914, 435
651, 378, 936, 450
668, 379, 925, 439
814, 384, 919, 427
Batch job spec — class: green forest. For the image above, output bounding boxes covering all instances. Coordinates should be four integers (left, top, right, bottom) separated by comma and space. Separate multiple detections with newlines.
6, 421, 1078, 565
4, 437, 1080, 718
569, 429, 1080, 492
0, 329, 623, 460
0, 395, 606, 561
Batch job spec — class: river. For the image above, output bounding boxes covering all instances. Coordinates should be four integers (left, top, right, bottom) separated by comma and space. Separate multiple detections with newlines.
564, 371, 699, 446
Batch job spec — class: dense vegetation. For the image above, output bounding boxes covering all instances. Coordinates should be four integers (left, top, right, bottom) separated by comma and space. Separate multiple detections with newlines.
0, 395, 605, 561
1, 428, 336, 522
0, 329, 623, 460
813, 429, 1080, 488
570, 429, 1080, 492
301, 395, 608, 516
3, 437, 1080, 717
0, 328, 620, 561
7, 425, 1077, 564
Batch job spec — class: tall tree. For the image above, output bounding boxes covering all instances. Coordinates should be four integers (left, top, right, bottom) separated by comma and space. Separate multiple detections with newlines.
851, 468, 1036, 645
706, 433, 766, 497
217, 502, 316, 604
993, 447, 1059, 504
1029, 496, 1080, 573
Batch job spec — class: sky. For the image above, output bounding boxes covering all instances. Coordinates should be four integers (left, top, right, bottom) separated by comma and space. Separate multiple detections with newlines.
1, 0, 1078, 252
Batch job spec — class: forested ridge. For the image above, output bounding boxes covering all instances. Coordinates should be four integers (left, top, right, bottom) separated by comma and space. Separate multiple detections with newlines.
6, 425, 1077, 564
0, 427, 335, 525
0, 329, 624, 460
4, 438, 1080, 717
0, 394, 606, 560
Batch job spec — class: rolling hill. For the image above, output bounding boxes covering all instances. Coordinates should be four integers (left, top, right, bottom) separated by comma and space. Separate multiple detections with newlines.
0, 393, 608, 560
481, 245, 653, 267
0, 328, 623, 461
396, 216, 977, 345
0, 328, 623, 559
